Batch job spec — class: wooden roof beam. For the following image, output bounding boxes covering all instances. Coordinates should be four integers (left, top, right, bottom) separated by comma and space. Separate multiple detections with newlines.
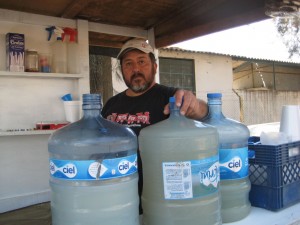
155, 8, 268, 47
154, 0, 227, 36
61, 0, 94, 18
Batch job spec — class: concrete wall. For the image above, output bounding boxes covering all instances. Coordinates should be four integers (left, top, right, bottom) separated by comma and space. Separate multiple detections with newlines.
158, 49, 240, 121
159, 49, 233, 97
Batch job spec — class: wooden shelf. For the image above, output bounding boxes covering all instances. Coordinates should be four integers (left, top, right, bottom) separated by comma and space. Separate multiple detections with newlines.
0, 71, 84, 79
0, 130, 55, 136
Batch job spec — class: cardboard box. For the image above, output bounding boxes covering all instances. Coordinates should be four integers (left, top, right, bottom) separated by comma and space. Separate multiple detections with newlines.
6, 33, 25, 72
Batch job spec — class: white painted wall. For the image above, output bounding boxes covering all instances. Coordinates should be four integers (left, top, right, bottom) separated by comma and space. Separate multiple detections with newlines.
158, 49, 232, 95
0, 77, 78, 130
0, 134, 51, 213
159, 49, 240, 121
0, 8, 150, 213
0, 20, 86, 130
0, 12, 89, 213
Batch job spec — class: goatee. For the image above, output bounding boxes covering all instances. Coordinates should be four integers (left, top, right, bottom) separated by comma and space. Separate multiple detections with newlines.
128, 73, 151, 93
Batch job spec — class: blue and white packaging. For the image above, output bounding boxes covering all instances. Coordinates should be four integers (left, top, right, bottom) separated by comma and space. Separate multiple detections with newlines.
6, 33, 25, 72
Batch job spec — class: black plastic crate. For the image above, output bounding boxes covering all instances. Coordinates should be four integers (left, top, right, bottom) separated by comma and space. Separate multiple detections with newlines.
248, 137, 300, 211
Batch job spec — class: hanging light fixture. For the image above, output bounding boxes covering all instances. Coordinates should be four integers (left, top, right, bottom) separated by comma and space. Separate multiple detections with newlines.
265, 0, 300, 18
265, 0, 300, 58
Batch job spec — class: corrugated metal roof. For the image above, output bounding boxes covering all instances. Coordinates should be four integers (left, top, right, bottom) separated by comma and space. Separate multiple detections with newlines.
161, 47, 300, 65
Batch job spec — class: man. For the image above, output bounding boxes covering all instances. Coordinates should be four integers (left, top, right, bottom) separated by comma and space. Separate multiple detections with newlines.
101, 38, 208, 213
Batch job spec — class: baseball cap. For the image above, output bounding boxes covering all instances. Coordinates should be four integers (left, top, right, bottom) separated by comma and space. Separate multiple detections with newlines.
117, 38, 154, 59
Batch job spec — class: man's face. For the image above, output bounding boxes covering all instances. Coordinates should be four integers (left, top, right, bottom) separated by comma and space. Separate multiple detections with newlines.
121, 50, 157, 94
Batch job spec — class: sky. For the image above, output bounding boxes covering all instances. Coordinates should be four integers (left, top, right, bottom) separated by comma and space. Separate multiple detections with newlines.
171, 18, 300, 63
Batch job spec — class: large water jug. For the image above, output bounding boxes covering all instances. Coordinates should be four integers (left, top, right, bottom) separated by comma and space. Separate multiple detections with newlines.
139, 97, 221, 225
203, 93, 251, 223
48, 94, 139, 225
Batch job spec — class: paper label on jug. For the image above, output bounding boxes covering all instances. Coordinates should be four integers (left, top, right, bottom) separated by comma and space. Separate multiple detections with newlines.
219, 147, 248, 180
162, 155, 219, 200
49, 154, 137, 180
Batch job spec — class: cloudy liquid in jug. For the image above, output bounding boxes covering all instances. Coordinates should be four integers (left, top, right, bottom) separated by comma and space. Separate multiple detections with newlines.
203, 93, 251, 223
48, 94, 139, 225
139, 97, 221, 225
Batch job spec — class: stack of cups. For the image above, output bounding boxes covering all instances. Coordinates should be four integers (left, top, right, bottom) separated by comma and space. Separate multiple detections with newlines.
279, 105, 300, 142
61, 94, 82, 123
279, 105, 300, 157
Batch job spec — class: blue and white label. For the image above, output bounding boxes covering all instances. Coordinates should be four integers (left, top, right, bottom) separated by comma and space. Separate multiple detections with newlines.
219, 147, 248, 180
162, 155, 219, 200
49, 154, 137, 180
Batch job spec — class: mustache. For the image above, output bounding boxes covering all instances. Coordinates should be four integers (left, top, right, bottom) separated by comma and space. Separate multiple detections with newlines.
130, 72, 145, 81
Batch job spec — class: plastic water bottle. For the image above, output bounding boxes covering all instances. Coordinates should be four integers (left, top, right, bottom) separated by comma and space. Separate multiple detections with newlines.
48, 94, 139, 225
139, 97, 221, 225
63, 27, 80, 74
50, 27, 67, 73
203, 93, 251, 223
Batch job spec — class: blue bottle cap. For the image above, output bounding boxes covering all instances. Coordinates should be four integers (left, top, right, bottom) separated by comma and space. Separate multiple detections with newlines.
207, 93, 222, 98
169, 96, 175, 103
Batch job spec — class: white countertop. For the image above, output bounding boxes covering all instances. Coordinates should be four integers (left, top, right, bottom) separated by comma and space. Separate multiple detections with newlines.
139, 203, 300, 225
226, 203, 300, 225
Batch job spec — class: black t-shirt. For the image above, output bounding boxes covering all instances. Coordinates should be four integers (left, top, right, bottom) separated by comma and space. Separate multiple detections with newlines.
101, 83, 177, 214
101, 83, 177, 136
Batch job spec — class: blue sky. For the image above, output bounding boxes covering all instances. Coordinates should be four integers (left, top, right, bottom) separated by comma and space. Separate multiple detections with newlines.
171, 18, 300, 63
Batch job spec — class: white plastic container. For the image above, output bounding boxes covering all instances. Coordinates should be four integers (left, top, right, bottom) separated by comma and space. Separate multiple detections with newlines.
63, 101, 82, 123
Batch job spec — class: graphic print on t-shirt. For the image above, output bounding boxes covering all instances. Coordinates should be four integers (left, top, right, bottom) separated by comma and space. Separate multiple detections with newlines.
107, 112, 150, 129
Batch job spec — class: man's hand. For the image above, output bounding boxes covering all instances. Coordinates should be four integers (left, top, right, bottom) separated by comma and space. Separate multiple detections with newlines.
163, 89, 208, 120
